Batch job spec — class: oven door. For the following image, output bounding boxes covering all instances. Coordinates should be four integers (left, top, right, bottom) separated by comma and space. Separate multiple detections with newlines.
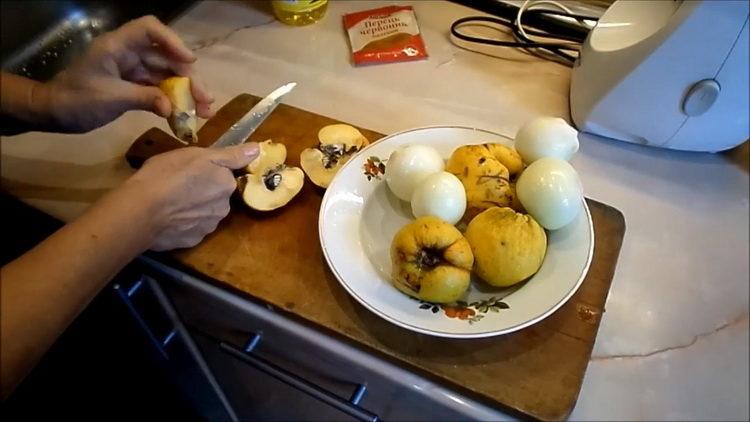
142, 257, 513, 421
113, 264, 236, 421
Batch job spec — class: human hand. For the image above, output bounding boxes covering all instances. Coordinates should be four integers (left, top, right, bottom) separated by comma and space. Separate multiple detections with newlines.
120, 143, 259, 251
37, 15, 214, 133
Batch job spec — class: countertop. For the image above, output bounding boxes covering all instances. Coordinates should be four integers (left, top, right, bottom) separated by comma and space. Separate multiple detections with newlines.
1, 1, 748, 420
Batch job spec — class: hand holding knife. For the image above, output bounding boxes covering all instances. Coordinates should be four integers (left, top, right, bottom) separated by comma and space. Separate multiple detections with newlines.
125, 82, 297, 168
210, 82, 296, 149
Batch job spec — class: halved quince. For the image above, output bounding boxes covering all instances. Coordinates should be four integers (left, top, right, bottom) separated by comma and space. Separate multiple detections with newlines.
246, 139, 287, 174
237, 166, 304, 212
159, 76, 197, 143
237, 140, 304, 211
300, 124, 369, 188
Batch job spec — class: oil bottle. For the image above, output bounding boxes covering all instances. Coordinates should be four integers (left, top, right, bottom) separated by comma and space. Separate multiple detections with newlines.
271, 0, 328, 26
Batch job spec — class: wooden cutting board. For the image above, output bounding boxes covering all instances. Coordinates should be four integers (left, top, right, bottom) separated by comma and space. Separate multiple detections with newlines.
127, 94, 626, 421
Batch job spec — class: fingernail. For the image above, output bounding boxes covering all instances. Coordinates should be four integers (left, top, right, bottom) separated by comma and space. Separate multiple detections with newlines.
243, 143, 260, 157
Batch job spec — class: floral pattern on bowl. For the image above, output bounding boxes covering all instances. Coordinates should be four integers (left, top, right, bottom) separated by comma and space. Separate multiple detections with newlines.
363, 156, 386, 180
417, 297, 510, 325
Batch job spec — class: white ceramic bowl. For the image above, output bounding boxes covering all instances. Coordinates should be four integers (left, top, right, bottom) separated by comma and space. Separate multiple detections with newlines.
319, 126, 593, 338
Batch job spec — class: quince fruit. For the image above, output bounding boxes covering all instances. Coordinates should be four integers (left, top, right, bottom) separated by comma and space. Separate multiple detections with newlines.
390, 216, 474, 303
446, 144, 525, 220
237, 140, 304, 211
159, 76, 197, 143
465, 207, 546, 287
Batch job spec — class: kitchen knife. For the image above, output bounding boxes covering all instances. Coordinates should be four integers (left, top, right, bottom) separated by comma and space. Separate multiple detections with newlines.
210, 82, 296, 148
125, 83, 297, 168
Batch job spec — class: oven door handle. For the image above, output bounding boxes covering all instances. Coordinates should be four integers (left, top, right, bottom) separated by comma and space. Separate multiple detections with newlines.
114, 278, 176, 359
219, 335, 379, 422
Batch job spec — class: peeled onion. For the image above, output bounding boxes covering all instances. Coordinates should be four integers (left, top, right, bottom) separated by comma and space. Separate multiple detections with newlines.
410, 172, 466, 224
516, 157, 583, 230
385, 145, 445, 201
515, 117, 579, 164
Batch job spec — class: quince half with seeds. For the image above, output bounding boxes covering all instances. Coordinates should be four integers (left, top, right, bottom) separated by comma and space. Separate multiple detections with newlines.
159, 76, 197, 143
300, 124, 369, 188
237, 140, 304, 211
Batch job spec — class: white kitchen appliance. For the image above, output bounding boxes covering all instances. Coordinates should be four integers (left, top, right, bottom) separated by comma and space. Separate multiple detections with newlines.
570, 0, 749, 152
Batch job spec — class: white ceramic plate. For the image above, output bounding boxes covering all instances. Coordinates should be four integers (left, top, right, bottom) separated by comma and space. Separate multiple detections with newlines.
319, 126, 593, 338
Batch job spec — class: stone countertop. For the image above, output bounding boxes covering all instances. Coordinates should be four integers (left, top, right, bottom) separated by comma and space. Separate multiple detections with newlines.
1, 1, 748, 420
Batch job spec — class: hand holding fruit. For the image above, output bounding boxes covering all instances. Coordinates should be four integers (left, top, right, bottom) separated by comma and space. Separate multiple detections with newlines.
35, 16, 214, 133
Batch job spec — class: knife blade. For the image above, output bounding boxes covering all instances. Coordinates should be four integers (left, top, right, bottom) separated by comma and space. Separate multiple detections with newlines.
210, 82, 297, 149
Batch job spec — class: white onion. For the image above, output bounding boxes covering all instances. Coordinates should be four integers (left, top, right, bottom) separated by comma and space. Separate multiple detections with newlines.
385, 145, 445, 201
516, 157, 583, 230
411, 172, 466, 224
515, 117, 579, 164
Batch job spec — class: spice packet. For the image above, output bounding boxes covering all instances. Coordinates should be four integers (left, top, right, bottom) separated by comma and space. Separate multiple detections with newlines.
343, 5, 428, 66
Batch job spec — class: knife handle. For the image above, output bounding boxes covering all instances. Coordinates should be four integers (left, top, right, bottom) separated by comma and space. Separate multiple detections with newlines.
125, 128, 188, 169
125, 94, 260, 169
